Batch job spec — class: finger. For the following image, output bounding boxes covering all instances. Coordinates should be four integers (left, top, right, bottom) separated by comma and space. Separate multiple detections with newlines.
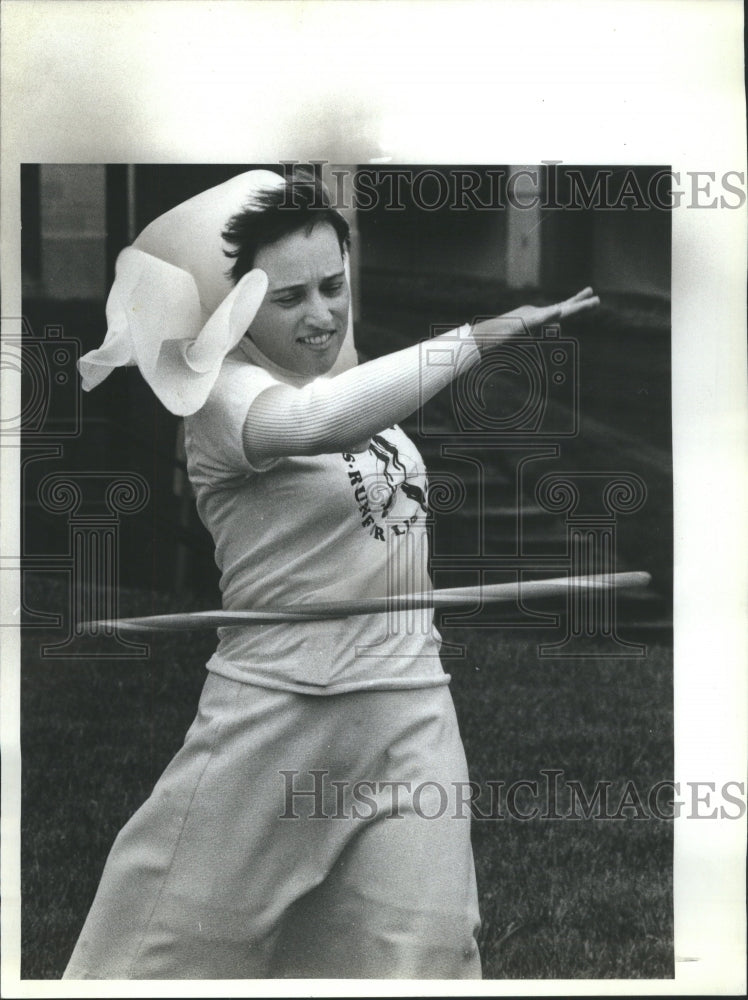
533, 303, 563, 324
539, 290, 595, 323
559, 294, 600, 318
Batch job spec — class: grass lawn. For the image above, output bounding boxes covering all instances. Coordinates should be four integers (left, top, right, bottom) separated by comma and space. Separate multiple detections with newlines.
20, 577, 672, 980
449, 632, 673, 978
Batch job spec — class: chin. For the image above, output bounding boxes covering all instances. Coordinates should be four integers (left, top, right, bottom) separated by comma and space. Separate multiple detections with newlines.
311, 352, 341, 376
303, 342, 343, 376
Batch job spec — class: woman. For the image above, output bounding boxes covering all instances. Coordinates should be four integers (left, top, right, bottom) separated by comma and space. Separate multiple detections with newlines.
65, 167, 598, 980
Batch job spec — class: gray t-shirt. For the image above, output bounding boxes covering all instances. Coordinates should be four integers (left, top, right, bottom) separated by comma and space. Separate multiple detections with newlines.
183, 344, 448, 695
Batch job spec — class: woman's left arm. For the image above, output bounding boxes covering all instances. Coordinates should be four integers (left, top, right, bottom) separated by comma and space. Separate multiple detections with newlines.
241, 289, 599, 465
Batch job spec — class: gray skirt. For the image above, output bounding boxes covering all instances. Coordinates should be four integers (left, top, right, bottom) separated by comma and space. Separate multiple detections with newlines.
63, 672, 481, 979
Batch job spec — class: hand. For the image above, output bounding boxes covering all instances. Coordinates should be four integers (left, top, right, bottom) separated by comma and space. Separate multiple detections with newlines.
471, 287, 600, 353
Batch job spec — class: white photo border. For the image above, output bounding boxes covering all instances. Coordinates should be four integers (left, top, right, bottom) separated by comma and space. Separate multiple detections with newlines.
1, 1, 746, 996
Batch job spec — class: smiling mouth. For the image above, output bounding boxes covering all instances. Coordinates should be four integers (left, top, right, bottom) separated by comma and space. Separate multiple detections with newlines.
298, 331, 335, 347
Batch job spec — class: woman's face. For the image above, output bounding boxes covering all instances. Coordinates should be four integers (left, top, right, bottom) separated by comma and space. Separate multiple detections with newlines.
247, 222, 350, 376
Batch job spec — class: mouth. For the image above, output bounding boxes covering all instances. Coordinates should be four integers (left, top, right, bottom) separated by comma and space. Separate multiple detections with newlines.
298, 331, 336, 348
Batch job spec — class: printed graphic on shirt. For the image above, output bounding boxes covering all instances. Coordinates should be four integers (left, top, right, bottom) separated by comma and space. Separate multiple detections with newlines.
343, 432, 429, 542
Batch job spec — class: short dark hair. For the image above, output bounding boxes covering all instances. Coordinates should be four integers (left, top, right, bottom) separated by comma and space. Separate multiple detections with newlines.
222, 167, 350, 284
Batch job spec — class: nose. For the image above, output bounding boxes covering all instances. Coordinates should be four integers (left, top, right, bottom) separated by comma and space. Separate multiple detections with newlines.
305, 291, 335, 330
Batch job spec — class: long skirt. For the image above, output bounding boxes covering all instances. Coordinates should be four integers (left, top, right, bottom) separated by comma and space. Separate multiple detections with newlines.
63, 672, 482, 979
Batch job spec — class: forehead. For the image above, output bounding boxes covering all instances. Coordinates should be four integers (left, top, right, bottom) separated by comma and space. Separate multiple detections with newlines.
254, 222, 343, 286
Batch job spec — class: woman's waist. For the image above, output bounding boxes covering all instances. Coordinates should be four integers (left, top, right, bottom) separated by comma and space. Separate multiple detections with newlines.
219, 566, 437, 614
212, 613, 443, 689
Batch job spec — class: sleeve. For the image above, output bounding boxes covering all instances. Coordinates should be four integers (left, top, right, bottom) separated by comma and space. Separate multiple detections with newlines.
242, 324, 481, 464
186, 358, 284, 484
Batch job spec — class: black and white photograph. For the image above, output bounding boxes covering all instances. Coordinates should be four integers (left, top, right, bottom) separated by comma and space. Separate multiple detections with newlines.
1, 2, 746, 996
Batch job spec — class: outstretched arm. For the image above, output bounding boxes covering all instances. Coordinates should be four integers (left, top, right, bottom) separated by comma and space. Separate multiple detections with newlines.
242, 288, 599, 464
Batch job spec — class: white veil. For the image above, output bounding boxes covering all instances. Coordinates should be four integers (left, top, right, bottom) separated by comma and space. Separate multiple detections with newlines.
78, 169, 357, 416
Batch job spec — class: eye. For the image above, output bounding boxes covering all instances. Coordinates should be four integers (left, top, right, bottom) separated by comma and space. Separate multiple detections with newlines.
273, 293, 303, 307
322, 281, 345, 297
